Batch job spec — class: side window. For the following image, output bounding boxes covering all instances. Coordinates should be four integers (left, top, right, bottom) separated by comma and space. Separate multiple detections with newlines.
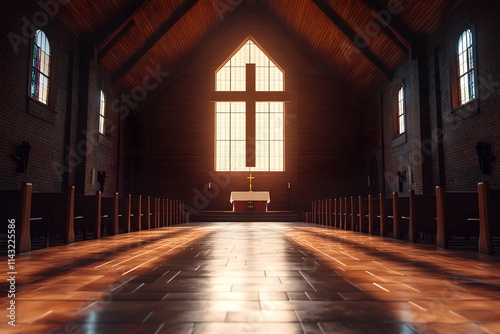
99, 90, 106, 135
31, 30, 51, 104
457, 29, 476, 105
392, 85, 405, 137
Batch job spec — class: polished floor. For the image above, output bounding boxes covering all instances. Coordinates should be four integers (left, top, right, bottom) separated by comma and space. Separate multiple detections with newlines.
2, 222, 500, 333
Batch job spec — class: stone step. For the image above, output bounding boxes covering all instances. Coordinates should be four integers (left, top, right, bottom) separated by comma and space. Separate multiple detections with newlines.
189, 211, 302, 222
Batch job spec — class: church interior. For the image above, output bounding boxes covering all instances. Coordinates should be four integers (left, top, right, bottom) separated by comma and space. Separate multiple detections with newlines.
1, 0, 500, 333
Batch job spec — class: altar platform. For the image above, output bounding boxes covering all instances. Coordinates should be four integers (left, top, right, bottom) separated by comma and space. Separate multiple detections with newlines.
188, 211, 302, 222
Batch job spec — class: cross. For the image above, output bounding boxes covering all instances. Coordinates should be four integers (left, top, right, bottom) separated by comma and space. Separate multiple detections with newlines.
247, 174, 255, 191
212, 63, 290, 166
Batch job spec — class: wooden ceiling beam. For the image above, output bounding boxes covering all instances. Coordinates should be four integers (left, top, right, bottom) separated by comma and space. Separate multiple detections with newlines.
257, 6, 365, 107
96, 0, 154, 60
311, 0, 393, 80
112, 0, 199, 84
357, 0, 413, 54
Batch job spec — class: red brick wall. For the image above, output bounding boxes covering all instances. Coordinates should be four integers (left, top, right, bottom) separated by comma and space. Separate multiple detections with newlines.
375, 1, 500, 194
0, 4, 124, 196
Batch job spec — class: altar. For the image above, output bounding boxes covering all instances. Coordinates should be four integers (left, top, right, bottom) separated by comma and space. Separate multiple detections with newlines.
230, 191, 270, 212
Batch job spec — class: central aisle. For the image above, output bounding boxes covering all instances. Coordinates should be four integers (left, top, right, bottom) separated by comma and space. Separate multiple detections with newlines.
2, 222, 500, 333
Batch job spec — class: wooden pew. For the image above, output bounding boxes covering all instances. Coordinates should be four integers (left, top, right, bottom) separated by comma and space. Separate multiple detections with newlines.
163, 198, 168, 227
310, 200, 315, 224
392, 192, 410, 240
141, 196, 151, 229
327, 199, 332, 227
0, 183, 32, 254
322, 199, 325, 226
367, 195, 380, 235
350, 196, 359, 231
102, 193, 119, 236
167, 199, 171, 227
153, 198, 160, 229
336, 198, 342, 228
177, 199, 182, 225
409, 190, 436, 243
332, 198, 339, 228
478, 182, 500, 255
131, 195, 142, 231
30, 187, 75, 248
436, 186, 479, 249
74, 191, 101, 240
358, 196, 369, 233
379, 195, 393, 237
119, 194, 132, 233
168, 199, 172, 226
343, 197, 350, 229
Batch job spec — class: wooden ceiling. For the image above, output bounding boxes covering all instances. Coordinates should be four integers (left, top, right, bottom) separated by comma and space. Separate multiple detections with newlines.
50, 0, 455, 102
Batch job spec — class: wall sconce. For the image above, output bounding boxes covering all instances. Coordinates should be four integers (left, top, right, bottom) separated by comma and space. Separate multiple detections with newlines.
208, 182, 211, 189
13, 141, 31, 173
288, 182, 291, 189
476, 142, 495, 174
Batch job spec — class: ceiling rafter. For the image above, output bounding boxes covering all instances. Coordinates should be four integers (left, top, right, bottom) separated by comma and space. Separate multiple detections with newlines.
96, 0, 154, 61
357, 0, 413, 55
112, 0, 200, 84
311, 0, 393, 80
257, 5, 365, 108
132, 3, 250, 113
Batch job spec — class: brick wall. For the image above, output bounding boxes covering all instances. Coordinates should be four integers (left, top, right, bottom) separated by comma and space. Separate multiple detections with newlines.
375, 1, 500, 194
131, 10, 367, 212
0, 4, 124, 195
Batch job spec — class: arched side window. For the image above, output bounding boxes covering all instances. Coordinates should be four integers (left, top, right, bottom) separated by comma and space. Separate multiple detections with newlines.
99, 90, 106, 135
457, 29, 475, 105
449, 24, 478, 112
392, 84, 405, 137
31, 30, 51, 104
397, 86, 405, 135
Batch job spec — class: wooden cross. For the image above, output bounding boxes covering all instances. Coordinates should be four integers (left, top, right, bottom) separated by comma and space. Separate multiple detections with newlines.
212, 63, 290, 166
247, 174, 255, 191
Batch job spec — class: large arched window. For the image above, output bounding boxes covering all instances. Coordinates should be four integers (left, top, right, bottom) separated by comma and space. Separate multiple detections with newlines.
31, 29, 51, 104
457, 29, 475, 105
213, 39, 288, 172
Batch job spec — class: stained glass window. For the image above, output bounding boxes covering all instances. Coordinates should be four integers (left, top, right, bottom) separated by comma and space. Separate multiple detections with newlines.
31, 30, 50, 104
457, 29, 475, 105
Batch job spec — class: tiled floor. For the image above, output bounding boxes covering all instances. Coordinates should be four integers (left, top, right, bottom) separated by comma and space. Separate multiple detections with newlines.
2, 222, 500, 333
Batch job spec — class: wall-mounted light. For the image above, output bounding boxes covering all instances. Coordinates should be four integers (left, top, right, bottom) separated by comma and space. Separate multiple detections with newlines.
288, 182, 291, 189
208, 182, 211, 189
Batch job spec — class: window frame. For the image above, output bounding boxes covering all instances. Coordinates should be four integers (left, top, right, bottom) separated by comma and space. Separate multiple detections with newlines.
214, 37, 286, 172
27, 29, 59, 123
30, 29, 51, 105
449, 22, 479, 114
392, 83, 406, 137
99, 90, 107, 135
